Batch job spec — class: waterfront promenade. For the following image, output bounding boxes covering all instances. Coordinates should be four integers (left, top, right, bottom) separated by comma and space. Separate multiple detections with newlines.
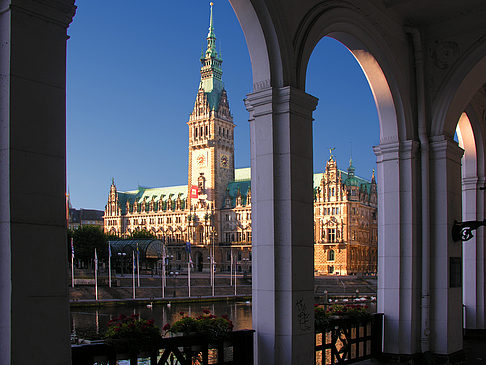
69, 270, 377, 304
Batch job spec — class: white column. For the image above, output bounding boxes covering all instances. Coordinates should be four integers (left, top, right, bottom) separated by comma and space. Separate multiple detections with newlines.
462, 174, 486, 331
245, 86, 318, 365
429, 136, 464, 354
373, 140, 421, 355
0, 1, 75, 364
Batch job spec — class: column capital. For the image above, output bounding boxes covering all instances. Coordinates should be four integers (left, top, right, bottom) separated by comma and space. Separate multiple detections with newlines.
429, 135, 464, 162
245, 86, 318, 121
373, 139, 419, 162
11, 0, 76, 28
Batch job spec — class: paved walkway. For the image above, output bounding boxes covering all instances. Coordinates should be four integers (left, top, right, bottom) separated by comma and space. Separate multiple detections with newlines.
356, 337, 485, 364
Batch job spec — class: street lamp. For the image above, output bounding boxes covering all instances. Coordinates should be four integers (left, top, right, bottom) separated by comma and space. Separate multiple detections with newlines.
117, 252, 127, 276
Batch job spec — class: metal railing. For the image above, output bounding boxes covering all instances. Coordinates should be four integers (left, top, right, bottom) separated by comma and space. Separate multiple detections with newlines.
72, 314, 383, 365
315, 313, 383, 364
72, 329, 254, 365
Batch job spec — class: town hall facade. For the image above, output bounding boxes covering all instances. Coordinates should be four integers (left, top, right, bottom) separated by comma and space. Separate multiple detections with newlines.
103, 5, 377, 276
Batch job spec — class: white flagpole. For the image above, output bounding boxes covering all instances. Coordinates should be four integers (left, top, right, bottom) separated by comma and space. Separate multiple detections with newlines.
234, 251, 237, 296
188, 256, 191, 297
108, 242, 111, 288
137, 243, 140, 287
211, 248, 215, 297
71, 237, 74, 288
94, 248, 98, 301
132, 250, 136, 299
230, 249, 233, 286
162, 241, 166, 298
209, 247, 213, 287
95, 309, 99, 335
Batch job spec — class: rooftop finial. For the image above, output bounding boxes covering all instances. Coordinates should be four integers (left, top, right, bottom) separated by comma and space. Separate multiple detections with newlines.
329, 147, 335, 160
209, 2, 214, 35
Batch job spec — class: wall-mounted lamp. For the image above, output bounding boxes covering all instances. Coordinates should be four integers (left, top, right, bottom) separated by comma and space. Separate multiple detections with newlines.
452, 186, 486, 242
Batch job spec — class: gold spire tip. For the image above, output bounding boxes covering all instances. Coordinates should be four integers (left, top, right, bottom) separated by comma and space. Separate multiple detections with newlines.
210, 2, 213, 6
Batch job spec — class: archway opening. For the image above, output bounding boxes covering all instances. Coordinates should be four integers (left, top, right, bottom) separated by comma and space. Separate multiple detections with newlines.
307, 36, 384, 282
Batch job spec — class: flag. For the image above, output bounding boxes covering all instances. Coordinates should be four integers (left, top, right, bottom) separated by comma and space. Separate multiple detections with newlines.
190, 185, 198, 198
108, 242, 111, 257
189, 254, 194, 268
71, 237, 74, 258
185, 241, 191, 253
94, 248, 98, 272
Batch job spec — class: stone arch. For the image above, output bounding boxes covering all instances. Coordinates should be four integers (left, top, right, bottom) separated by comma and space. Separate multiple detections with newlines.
293, 4, 410, 143
291, 4, 420, 355
228, 0, 276, 88
433, 38, 486, 137
457, 103, 486, 330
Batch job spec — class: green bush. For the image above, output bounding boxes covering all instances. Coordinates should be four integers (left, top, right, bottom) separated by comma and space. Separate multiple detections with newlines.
166, 310, 234, 343
314, 303, 371, 331
104, 314, 161, 353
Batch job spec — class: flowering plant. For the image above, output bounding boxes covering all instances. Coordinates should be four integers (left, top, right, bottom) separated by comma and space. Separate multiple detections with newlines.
104, 314, 161, 352
165, 310, 233, 343
314, 303, 370, 331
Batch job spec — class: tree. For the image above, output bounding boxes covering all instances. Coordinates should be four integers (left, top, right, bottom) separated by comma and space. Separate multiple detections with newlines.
72, 226, 107, 265
129, 229, 156, 239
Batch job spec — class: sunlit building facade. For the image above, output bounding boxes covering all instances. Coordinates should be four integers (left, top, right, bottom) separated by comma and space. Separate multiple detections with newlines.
103, 6, 377, 276
313, 155, 377, 275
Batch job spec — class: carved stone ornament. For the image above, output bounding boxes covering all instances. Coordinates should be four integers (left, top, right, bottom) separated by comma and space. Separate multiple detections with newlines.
430, 40, 460, 70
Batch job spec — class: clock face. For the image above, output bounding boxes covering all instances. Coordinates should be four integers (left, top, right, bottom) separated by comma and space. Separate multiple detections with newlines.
196, 153, 206, 167
220, 154, 229, 168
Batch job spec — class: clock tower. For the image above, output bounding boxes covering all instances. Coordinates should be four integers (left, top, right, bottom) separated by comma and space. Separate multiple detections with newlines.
187, 3, 235, 210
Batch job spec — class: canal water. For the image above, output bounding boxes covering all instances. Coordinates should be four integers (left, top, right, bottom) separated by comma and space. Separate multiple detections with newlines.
71, 300, 252, 341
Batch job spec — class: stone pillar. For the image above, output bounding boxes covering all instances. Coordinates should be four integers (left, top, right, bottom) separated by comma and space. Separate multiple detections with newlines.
0, 1, 75, 364
429, 136, 464, 354
462, 175, 486, 330
373, 140, 421, 355
245, 86, 318, 365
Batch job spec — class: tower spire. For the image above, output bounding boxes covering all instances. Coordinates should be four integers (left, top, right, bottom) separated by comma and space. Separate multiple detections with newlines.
198, 2, 224, 110
208, 2, 215, 38
206, 2, 217, 56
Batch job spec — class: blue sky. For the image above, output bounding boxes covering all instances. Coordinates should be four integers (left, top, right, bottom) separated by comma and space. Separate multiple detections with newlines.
67, 1, 379, 210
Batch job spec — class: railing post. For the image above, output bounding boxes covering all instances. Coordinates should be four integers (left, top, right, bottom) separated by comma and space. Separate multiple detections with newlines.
371, 313, 384, 358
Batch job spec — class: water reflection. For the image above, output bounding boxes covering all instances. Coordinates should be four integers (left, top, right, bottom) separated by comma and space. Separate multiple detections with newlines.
71, 300, 252, 341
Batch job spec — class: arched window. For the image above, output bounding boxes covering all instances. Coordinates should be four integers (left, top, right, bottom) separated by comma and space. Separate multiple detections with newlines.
328, 249, 335, 261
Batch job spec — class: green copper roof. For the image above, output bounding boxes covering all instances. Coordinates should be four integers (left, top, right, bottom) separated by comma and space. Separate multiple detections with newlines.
117, 185, 187, 214
225, 180, 251, 207
199, 2, 224, 111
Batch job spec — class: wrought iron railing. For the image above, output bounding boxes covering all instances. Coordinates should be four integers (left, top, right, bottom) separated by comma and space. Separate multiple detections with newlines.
72, 329, 254, 365
315, 313, 383, 364
72, 315, 383, 365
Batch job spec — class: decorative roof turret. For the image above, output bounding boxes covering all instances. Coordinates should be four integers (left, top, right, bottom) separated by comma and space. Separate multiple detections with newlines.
348, 157, 355, 177
198, 2, 224, 111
